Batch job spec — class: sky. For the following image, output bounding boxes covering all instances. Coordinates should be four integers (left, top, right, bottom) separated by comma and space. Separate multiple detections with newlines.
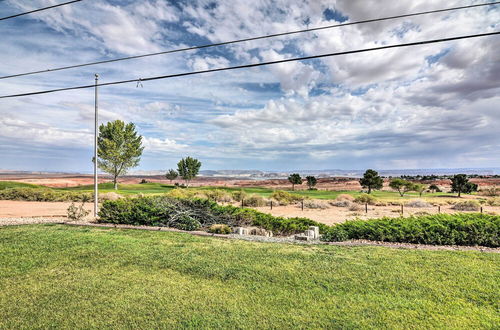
0, 0, 499, 172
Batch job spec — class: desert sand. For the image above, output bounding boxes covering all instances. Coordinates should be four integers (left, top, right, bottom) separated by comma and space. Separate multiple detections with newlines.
1, 200, 497, 225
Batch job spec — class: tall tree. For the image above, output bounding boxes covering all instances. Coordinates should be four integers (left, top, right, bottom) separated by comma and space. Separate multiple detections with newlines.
413, 183, 427, 197
450, 174, 470, 197
389, 178, 416, 197
165, 169, 178, 183
359, 169, 383, 194
97, 120, 143, 190
177, 157, 201, 187
306, 176, 317, 190
288, 173, 302, 191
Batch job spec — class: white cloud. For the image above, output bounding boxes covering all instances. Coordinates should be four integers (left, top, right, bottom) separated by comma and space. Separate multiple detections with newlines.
0, 0, 499, 170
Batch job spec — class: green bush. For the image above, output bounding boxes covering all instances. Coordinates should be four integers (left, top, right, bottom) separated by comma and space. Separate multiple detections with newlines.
166, 188, 197, 199
174, 215, 201, 231
321, 213, 499, 247
98, 195, 326, 235
354, 193, 377, 205
0, 187, 93, 202
208, 224, 232, 234
270, 190, 303, 205
204, 189, 232, 203
231, 190, 249, 202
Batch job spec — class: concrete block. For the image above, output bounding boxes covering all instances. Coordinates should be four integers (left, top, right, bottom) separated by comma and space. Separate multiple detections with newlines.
236, 227, 248, 235
309, 226, 319, 239
304, 229, 315, 238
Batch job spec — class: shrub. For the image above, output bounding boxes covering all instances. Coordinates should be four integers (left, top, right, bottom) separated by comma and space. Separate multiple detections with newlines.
204, 189, 232, 203
405, 199, 431, 208
232, 190, 249, 202
244, 194, 266, 207
414, 211, 431, 216
99, 192, 122, 201
321, 213, 500, 247
486, 198, 500, 206
336, 194, 355, 201
0, 187, 92, 202
348, 203, 364, 211
166, 188, 196, 199
479, 187, 500, 197
453, 200, 481, 211
330, 200, 351, 207
270, 190, 303, 205
208, 224, 232, 234
173, 215, 201, 231
98, 195, 327, 235
67, 202, 90, 221
354, 193, 377, 205
303, 200, 329, 209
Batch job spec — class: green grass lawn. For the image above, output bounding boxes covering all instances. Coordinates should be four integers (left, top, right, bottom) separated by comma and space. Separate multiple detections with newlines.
0, 180, 465, 202
0, 181, 40, 190
59, 182, 451, 200
0, 225, 498, 329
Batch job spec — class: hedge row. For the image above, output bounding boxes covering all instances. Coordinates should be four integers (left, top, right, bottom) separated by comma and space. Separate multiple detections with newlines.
0, 187, 93, 202
98, 196, 499, 246
321, 213, 500, 247
98, 196, 327, 235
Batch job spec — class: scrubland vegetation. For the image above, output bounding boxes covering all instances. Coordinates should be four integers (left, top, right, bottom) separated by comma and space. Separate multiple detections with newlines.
1, 179, 499, 247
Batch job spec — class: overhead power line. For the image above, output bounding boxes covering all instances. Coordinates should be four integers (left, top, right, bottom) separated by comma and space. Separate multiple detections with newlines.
0, 1, 498, 80
1, 31, 498, 99
0, 0, 83, 21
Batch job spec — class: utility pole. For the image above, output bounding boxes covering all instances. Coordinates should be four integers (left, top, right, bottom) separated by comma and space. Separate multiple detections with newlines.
93, 74, 99, 218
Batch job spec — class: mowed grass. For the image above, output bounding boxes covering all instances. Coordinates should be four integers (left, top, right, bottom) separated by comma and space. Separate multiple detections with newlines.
0, 181, 40, 190
57, 181, 453, 200
0, 225, 498, 329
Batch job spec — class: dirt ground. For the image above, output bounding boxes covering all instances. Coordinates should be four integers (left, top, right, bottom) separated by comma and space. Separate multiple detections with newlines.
0, 200, 93, 218
254, 204, 499, 225
1, 200, 497, 225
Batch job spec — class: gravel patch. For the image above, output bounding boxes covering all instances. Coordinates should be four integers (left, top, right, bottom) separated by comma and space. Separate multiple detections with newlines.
0, 217, 66, 226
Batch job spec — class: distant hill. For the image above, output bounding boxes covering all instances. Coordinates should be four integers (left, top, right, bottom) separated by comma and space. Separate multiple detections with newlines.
1, 168, 499, 179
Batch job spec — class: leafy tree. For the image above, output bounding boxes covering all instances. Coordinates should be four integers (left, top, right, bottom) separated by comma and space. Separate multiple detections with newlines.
177, 157, 201, 187
306, 176, 317, 190
165, 169, 178, 183
413, 183, 427, 197
288, 173, 302, 191
450, 174, 475, 197
389, 178, 416, 197
359, 169, 383, 194
463, 182, 478, 194
428, 184, 441, 193
97, 120, 144, 190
